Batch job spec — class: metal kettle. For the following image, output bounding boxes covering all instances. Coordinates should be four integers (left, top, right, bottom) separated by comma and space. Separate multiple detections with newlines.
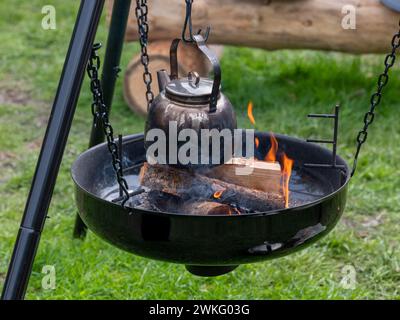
144, 34, 237, 167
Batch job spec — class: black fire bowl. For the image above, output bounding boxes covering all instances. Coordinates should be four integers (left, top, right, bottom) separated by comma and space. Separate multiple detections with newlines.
71, 132, 350, 277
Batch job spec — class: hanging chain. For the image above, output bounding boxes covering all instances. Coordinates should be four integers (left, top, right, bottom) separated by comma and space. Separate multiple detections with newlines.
87, 44, 130, 207
135, 0, 154, 111
351, 22, 400, 176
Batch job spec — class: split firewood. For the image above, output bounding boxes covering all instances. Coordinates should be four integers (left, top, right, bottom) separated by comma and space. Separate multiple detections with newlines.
203, 157, 282, 193
139, 163, 285, 212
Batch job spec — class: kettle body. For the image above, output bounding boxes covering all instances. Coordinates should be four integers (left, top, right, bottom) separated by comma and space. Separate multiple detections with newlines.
144, 35, 237, 167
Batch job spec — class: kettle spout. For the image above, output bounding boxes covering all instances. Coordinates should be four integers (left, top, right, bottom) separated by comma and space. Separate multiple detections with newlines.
157, 69, 171, 92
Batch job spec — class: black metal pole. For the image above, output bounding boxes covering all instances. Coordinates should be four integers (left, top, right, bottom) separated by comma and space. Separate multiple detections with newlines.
1, 0, 105, 300
73, 0, 132, 238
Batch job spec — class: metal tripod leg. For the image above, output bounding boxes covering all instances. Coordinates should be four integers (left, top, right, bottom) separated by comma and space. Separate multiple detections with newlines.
73, 0, 132, 239
1, 0, 105, 300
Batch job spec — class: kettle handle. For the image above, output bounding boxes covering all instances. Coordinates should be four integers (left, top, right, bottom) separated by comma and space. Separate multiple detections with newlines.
170, 35, 221, 113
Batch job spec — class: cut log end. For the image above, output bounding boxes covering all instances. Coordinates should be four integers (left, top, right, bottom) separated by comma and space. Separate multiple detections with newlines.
204, 157, 282, 193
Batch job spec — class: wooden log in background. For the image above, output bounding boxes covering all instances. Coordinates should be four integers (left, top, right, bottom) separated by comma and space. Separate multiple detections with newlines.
110, 0, 400, 54
108, 0, 399, 113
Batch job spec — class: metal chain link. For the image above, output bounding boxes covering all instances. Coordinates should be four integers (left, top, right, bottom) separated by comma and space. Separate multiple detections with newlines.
181, 0, 210, 43
87, 44, 130, 207
351, 23, 400, 176
135, 0, 154, 111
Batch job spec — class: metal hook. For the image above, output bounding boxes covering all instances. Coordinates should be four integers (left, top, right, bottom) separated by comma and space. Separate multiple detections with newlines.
182, 0, 210, 43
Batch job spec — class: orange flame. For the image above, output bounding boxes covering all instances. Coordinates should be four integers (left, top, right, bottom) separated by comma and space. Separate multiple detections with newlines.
213, 190, 224, 199
246, 106, 295, 208
263, 133, 294, 208
281, 152, 294, 208
265, 134, 278, 162
247, 101, 256, 126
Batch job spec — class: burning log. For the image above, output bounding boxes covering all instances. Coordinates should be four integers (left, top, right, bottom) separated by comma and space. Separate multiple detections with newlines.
139, 163, 285, 212
129, 189, 232, 215
179, 201, 234, 216
204, 157, 282, 193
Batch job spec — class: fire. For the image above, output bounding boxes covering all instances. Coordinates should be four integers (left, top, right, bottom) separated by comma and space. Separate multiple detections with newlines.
255, 137, 260, 149
247, 101, 256, 125
281, 152, 294, 208
245, 102, 295, 208
265, 134, 278, 162
213, 189, 224, 199
264, 133, 294, 208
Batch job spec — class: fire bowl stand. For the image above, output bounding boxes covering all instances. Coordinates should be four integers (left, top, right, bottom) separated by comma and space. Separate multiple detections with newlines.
1, 0, 132, 300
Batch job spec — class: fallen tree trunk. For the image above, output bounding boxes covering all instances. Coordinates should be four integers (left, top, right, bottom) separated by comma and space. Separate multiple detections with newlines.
109, 0, 399, 54
139, 163, 285, 212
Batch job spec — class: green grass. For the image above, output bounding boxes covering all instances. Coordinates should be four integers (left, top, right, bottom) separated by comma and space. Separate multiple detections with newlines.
1, 0, 400, 300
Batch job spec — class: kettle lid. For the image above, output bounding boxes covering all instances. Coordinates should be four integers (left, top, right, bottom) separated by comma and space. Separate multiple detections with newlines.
165, 72, 220, 105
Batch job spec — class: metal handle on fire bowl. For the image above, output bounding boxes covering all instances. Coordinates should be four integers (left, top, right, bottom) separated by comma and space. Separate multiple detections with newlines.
169, 35, 221, 113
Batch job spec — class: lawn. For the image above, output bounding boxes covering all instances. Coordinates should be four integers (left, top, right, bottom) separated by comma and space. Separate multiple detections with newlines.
0, 1, 399, 299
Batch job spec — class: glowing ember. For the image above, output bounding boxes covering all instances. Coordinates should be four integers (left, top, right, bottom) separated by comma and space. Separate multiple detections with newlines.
247, 101, 256, 126
281, 152, 294, 208
255, 137, 260, 148
213, 190, 224, 199
265, 134, 278, 162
